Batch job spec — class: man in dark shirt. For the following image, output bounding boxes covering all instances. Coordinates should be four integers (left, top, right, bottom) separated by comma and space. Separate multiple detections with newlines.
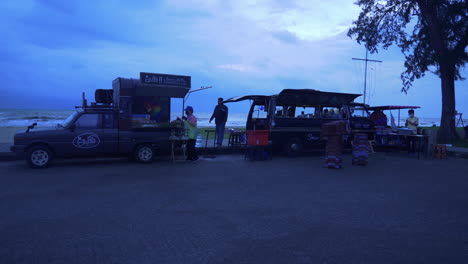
209, 98, 229, 146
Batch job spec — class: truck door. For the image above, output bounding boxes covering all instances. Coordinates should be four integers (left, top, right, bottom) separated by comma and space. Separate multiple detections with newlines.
99, 113, 119, 154
58, 113, 104, 156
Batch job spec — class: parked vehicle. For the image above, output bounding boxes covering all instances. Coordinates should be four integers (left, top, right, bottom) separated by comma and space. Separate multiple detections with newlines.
10, 72, 191, 168
224, 89, 375, 155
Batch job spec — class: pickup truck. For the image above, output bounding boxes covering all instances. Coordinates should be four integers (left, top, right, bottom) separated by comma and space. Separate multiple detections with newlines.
10, 108, 172, 168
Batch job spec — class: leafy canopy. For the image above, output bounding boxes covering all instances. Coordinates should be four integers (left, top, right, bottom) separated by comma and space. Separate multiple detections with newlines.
348, 0, 468, 92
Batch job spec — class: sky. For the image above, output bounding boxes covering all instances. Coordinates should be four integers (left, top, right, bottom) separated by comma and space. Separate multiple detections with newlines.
0, 0, 466, 118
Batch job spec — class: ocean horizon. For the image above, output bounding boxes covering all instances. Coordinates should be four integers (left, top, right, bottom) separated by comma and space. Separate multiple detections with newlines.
0, 109, 464, 128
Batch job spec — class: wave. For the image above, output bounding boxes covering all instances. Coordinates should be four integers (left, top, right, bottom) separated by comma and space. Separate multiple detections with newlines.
6, 116, 59, 121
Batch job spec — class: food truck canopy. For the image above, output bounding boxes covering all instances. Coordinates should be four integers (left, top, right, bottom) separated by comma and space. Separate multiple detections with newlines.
224, 89, 361, 106
223, 95, 270, 103
277, 89, 361, 106
367, 105, 420, 111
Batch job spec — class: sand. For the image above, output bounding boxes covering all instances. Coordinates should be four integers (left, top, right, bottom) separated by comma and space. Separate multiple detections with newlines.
0, 127, 24, 143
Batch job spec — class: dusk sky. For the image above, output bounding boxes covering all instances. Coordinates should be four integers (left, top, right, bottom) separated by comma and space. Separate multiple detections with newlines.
0, 0, 466, 118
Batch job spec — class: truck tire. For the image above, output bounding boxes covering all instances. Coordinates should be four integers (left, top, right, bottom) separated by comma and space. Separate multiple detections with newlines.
285, 138, 303, 156
27, 145, 52, 168
134, 144, 154, 163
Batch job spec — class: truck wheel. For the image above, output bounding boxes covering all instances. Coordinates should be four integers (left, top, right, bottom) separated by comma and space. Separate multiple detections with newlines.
285, 138, 303, 156
134, 144, 154, 163
27, 145, 52, 168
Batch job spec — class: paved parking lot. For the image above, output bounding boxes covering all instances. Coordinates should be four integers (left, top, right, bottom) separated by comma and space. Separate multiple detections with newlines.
0, 154, 467, 263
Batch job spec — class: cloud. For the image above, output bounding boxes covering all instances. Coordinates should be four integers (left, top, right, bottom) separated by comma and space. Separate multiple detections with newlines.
0, 0, 465, 117
227, 0, 360, 41
216, 64, 259, 73
271, 30, 299, 44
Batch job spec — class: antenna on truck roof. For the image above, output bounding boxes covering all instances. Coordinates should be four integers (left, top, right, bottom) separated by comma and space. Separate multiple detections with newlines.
75, 92, 88, 109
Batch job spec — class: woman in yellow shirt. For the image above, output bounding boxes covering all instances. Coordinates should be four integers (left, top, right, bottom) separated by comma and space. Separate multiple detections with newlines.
183, 106, 199, 161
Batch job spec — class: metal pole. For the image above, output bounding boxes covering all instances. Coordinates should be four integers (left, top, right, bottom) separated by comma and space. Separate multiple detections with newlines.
352, 49, 382, 116
182, 99, 185, 118
363, 49, 368, 106
183, 86, 213, 117
398, 109, 400, 127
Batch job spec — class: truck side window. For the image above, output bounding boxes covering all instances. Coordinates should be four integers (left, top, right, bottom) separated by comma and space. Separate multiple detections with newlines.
298, 107, 316, 118
75, 114, 100, 129
101, 114, 114, 129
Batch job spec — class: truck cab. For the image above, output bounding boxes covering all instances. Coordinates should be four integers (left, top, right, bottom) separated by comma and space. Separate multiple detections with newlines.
11, 107, 172, 168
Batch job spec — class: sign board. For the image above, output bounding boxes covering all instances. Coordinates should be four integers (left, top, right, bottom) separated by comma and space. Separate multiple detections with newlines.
140, 72, 191, 88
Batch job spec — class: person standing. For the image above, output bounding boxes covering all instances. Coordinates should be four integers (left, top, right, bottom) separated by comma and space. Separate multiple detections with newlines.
209, 98, 228, 146
405, 109, 419, 134
405, 109, 420, 154
183, 106, 199, 161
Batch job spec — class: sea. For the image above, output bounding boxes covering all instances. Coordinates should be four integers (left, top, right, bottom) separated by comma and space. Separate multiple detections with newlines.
0, 109, 248, 128
1, 109, 466, 128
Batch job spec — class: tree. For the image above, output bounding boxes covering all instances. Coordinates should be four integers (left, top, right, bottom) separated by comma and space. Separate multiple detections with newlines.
348, 0, 468, 142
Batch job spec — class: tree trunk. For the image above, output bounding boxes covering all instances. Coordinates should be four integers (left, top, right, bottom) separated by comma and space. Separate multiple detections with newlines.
438, 62, 458, 143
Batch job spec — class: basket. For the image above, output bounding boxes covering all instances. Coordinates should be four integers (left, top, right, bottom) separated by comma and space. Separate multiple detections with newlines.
246, 130, 269, 146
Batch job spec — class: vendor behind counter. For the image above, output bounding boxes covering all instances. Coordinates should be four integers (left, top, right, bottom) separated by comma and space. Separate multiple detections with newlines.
405, 109, 419, 134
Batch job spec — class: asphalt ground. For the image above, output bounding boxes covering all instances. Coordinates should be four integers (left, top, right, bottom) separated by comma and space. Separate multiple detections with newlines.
0, 154, 467, 263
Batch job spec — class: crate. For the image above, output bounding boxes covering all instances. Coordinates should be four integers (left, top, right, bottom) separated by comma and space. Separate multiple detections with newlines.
246, 130, 269, 146
322, 120, 346, 136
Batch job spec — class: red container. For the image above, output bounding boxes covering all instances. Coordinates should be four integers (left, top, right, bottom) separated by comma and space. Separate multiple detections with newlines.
246, 130, 269, 146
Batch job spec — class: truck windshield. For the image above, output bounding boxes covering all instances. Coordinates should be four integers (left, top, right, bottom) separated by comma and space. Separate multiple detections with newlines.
61, 111, 79, 128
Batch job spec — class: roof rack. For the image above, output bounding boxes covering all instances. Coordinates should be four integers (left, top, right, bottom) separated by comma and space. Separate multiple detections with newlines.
75, 92, 116, 110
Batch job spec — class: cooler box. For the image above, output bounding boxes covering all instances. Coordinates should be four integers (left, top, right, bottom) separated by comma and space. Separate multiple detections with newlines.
246, 130, 269, 146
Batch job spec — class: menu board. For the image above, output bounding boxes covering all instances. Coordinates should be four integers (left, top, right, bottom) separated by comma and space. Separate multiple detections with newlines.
140, 72, 191, 88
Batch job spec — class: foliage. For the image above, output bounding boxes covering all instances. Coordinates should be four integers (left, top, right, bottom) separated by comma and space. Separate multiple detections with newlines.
348, 0, 468, 93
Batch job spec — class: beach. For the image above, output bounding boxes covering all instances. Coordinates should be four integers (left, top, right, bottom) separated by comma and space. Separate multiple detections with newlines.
0, 127, 24, 144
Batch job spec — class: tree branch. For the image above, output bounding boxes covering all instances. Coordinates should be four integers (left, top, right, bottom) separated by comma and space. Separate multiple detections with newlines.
453, 29, 468, 53
415, 0, 447, 57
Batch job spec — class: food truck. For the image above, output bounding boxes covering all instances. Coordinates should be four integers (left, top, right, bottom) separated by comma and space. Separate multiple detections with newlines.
224, 89, 375, 155
11, 72, 191, 168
